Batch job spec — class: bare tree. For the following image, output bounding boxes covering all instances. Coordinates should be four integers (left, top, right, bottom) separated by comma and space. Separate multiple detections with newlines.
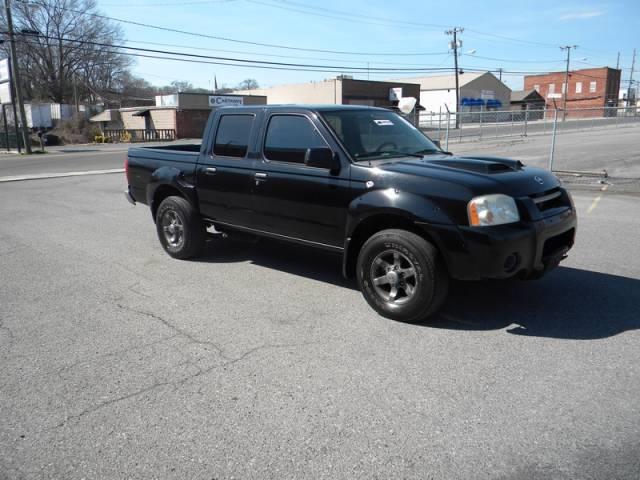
1, 0, 131, 104
111, 71, 156, 107
156, 80, 209, 94
236, 78, 259, 90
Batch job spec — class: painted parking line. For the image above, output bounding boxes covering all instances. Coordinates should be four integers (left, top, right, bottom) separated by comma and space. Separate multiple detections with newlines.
586, 184, 609, 214
0, 168, 125, 183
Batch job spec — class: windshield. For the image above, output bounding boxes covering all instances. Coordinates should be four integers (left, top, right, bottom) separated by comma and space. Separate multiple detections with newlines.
320, 109, 440, 161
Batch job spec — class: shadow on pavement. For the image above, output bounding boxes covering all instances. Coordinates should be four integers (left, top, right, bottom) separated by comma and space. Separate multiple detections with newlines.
200, 238, 639, 340
431, 266, 640, 340
200, 236, 355, 290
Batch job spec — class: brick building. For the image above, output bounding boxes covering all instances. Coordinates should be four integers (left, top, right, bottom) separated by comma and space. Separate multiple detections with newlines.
524, 67, 621, 117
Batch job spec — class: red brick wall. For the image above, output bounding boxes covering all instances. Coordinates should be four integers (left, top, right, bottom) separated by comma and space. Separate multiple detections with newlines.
524, 68, 621, 118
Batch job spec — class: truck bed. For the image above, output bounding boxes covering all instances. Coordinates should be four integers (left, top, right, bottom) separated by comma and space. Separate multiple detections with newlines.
137, 143, 201, 153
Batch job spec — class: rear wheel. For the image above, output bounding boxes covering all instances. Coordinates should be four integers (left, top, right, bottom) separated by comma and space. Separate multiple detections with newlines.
155, 196, 206, 259
356, 229, 449, 322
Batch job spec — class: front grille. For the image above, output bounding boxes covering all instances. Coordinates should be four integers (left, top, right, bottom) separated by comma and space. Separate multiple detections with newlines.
530, 187, 566, 213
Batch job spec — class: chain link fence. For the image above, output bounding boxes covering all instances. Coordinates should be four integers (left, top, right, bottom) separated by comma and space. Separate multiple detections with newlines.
418, 106, 640, 180
420, 106, 640, 148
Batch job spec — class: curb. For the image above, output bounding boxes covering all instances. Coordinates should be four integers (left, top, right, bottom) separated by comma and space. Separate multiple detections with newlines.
0, 168, 125, 183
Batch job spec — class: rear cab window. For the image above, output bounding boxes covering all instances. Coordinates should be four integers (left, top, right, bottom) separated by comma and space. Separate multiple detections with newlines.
213, 114, 254, 158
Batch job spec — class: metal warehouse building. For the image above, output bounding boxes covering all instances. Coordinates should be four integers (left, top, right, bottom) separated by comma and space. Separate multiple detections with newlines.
389, 72, 511, 114
235, 77, 421, 110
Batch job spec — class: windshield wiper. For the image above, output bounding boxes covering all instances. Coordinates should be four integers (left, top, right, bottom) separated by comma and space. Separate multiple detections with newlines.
355, 150, 424, 160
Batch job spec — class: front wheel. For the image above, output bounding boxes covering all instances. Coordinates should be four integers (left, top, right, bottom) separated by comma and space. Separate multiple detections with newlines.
155, 196, 206, 259
356, 229, 449, 323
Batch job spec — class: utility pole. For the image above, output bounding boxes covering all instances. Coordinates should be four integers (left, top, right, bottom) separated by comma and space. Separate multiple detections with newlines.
4, 0, 31, 153
73, 74, 79, 114
616, 51, 620, 70
497, 68, 503, 81
627, 48, 636, 107
560, 45, 577, 121
445, 27, 464, 129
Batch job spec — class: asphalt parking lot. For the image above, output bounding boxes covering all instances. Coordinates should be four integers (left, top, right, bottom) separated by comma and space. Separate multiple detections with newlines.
1, 172, 639, 479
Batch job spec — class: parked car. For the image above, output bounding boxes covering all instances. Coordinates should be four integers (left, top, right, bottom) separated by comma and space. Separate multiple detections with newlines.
125, 105, 576, 322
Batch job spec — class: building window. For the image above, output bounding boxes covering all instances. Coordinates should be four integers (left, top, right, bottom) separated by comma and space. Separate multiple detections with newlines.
590, 81, 597, 93
548, 83, 555, 94
576, 82, 582, 94
562, 82, 566, 94
213, 114, 254, 158
264, 115, 328, 164
534, 84, 540, 92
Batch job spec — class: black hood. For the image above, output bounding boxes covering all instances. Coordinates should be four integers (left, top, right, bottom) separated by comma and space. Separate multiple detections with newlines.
374, 154, 560, 197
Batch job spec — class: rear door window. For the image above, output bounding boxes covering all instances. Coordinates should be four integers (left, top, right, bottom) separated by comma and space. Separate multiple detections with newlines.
263, 115, 328, 164
213, 115, 254, 158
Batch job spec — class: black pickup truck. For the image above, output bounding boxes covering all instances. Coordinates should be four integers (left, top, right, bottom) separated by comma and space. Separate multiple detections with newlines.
125, 105, 576, 322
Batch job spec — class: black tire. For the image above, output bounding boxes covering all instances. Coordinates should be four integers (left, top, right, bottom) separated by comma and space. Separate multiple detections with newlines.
356, 229, 449, 323
155, 196, 206, 259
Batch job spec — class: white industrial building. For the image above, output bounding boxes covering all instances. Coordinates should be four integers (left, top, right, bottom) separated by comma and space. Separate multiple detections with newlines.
22, 103, 95, 128
388, 72, 511, 113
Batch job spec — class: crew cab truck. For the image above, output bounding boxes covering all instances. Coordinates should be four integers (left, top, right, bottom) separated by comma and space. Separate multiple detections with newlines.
125, 105, 576, 323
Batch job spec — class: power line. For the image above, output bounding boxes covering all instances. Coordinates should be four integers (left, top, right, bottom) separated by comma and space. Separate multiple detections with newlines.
113, 38, 450, 66
11, 32, 470, 72
18, 0, 451, 57
244, 0, 569, 50
21, 31, 613, 80
244, 0, 450, 31
100, 0, 237, 6
462, 53, 565, 64
14, 33, 479, 75
463, 29, 561, 49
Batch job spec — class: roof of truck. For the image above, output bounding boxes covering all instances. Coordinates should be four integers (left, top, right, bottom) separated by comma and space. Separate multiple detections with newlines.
218, 104, 389, 112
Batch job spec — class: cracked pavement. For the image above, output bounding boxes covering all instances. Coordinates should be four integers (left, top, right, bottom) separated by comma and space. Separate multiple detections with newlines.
0, 173, 639, 479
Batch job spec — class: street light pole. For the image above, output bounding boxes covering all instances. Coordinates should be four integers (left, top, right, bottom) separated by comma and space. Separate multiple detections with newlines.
627, 48, 636, 108
560, 45, 577, 121
4, 0, 31, 153
446, 27, 464, 130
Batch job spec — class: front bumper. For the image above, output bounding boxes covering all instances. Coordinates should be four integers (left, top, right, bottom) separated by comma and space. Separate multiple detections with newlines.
422, 202, 577, 281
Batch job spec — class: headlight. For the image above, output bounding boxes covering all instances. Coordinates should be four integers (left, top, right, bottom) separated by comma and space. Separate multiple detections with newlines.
467, 194, 520, 226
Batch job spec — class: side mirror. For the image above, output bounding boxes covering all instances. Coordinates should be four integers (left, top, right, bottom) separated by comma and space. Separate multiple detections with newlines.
305, 147, 340, 172
432, 139, 441, 148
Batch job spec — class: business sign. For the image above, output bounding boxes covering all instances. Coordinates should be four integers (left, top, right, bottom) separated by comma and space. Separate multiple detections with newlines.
208, 95, 243, 107
156, 94, 177, 107
0, 82, 11, 105
480, 89, 495, 100
547, 93, 562, 99
0, 59, 9, 84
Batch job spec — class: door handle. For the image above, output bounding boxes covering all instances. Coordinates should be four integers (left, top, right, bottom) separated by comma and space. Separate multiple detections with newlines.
254, 172, 268, 179
204, 167, 217, 175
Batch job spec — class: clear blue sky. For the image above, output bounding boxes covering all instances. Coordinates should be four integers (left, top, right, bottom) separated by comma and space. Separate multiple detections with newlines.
97, 0, 639, 91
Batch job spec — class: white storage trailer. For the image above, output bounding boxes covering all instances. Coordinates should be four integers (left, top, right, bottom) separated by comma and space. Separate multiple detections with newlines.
25, 104, 53, 129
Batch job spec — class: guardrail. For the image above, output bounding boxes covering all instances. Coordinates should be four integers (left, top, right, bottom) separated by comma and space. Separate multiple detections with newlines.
103, 129, 176, 143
